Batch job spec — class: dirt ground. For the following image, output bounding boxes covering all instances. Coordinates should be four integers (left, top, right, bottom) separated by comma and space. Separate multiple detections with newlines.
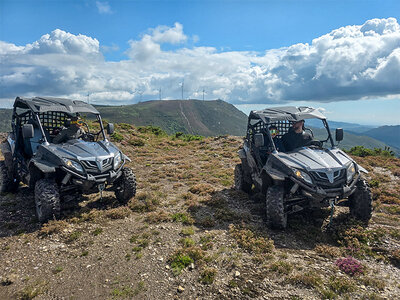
1, 126, 400, 300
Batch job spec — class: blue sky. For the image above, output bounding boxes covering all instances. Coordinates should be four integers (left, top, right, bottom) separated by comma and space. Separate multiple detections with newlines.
1, 0, 400, 125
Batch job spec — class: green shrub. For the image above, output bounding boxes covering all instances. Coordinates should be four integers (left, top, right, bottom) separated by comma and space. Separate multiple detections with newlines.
111, 132, 123, 142
199, 267, 217, 284
179, 238, 195, 247
346, 146, 394, 157
170, 254, 193, 275
128, 137, 145, 147
171, 212, 194, 225
137, 126, 167, 136
174, 132, 203, 142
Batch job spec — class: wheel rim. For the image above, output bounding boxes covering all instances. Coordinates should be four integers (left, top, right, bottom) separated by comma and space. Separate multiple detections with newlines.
36, 200, 43, 220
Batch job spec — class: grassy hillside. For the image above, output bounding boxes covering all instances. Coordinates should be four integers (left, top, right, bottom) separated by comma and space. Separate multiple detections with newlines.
0, 109, 12, 133
362, 125, 400, 150
97, 99, 248, 136
1, 125, 400, 299
312, 127, 400, 156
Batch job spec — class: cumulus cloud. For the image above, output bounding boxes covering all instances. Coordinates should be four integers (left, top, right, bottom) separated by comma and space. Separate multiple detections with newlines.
126, 22, 187, 61
1, 18, 400, 105
96, 1, 113, 14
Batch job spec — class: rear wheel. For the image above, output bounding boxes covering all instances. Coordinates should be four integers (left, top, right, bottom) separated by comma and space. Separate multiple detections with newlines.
35, 179, 60, 223
234, 164, 252, 193
266, 185, 287, 229
349, 179, 372, 222
114, 167, 137, 204
0, 161, 19, 193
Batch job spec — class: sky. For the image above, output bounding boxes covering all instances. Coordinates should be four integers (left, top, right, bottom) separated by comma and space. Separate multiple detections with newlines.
0, 0, 400, 125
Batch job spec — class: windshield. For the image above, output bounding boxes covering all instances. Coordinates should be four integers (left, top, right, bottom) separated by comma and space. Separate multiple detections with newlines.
247, 117, 334, 153
34, 111, 106, 144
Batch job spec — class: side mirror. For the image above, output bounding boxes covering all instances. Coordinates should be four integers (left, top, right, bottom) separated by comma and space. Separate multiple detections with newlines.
254, 133, 264, 147
22, 124, 34, 139
106, 123, 114, 135
335, 128, 343, 142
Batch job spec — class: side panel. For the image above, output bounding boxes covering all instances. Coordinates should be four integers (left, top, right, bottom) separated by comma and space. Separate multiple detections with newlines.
30, 159, 57, 173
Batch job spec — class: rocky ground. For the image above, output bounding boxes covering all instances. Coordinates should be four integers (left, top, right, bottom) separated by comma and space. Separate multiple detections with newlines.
1, 125, 400, 300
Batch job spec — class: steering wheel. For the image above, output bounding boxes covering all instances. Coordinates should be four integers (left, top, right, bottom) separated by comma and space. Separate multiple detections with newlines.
304, 140, 323, 148
82, 130, 102, 142
51, 127, 62, 136
82, 133, 95, 142
304, 127, 314, 138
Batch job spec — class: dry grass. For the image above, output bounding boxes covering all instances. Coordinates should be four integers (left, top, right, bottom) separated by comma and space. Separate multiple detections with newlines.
229, 224, 274, 255
104, 207, 132, 219
39, 220, 69, 236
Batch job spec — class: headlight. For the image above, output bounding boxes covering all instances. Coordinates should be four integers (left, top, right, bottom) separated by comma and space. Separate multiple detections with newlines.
113, 152, 122, 169
347, 162, 356, 183
62, 158, 84, 173
293, 168, 313, 185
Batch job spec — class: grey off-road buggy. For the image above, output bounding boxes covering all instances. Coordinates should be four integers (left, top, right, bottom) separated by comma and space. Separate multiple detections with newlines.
0, 97, 136, 222
234, 106, 372, 229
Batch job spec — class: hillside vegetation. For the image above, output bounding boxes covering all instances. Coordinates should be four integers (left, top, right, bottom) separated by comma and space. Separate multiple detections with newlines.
97, 99, 247, 136
1, 125, 400, 299
0, 109, 11, 132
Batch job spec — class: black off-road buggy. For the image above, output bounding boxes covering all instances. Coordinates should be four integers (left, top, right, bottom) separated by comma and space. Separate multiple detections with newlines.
234, 106, 372, 229
0, 97, 136, 222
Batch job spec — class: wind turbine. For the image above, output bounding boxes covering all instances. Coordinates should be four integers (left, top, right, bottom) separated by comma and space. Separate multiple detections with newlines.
179, 80, 184, 100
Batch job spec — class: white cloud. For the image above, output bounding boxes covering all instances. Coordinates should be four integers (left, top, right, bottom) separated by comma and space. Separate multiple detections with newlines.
126, 22, 187, 61
96, 1, 113, 14
1, 18, 400, 105
151, 22, 187, 44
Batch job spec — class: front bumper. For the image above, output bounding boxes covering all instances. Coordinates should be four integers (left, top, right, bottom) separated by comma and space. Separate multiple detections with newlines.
60, 161, 125, 185
290, 173, 360, 200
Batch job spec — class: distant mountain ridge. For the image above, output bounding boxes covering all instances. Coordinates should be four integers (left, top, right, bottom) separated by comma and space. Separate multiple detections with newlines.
362, 125, 400, 150
306, 119, 375, 133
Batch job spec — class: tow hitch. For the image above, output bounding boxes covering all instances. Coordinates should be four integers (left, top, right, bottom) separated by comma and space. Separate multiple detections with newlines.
98, 183, 105, 199
328, 197, 339, 226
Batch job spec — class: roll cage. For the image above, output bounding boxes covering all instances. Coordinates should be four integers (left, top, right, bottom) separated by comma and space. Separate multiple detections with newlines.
246, 106, 336, 154
11, 97, 107, 157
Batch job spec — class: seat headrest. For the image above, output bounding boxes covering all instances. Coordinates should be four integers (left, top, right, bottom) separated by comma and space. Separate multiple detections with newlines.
254, 133, 264, 147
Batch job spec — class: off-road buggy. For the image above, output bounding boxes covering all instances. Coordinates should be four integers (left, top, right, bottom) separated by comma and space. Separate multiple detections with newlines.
235, 106, 372, 229
0, 97, 136, 222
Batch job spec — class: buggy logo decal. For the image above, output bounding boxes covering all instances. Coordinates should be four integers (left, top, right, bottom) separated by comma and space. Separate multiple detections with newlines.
96, 158, 103, 172
326, 171, 334, 183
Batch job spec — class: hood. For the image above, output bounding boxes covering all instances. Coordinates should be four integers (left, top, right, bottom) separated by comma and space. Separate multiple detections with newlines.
47, 139, 120, 161
275, 147, 352, 172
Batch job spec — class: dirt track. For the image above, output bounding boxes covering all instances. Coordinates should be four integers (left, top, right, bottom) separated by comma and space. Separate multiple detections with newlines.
1, 127, 400, 299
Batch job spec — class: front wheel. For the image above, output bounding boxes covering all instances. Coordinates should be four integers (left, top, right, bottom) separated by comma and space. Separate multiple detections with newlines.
35, 179, 61, 223
234, 164, 252, 193
114, 167, 137, 204
349, 180, 372, 222
0, 161, 19, 193
266, 185, 287, 229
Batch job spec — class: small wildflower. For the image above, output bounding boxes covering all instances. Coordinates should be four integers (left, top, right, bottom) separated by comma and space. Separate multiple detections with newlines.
335, 256, 364, 276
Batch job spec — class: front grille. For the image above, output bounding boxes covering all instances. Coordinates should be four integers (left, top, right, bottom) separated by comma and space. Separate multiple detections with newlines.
102, 157, 113, 169
310, 169, 346, 188
81, 160, 98, 173
81, 157, 113, 174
